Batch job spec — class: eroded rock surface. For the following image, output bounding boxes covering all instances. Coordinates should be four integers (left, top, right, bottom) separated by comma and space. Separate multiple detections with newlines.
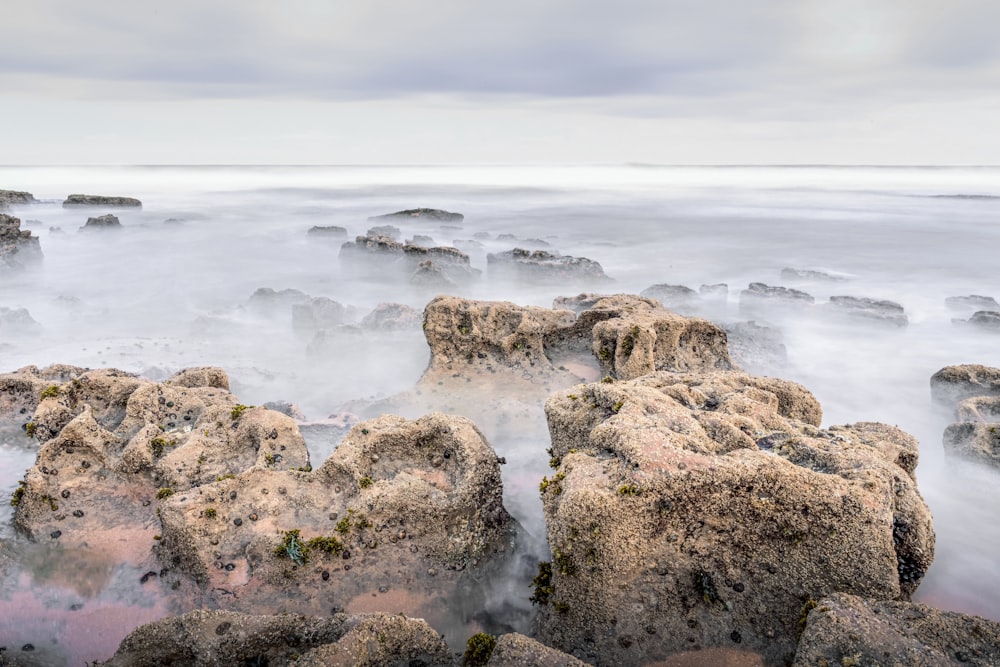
0, 189, 36, 210
340, 234, 481, 283
361, 302, 421, 331
824, 295, 908, 327
487, 633, 590, 666
536, 371, 933, 666
640, 284, 699, 313
966, 311, 1000, 331
307, 225, 347, 237
739, 282, 814, 309
101, 609, 453, 667
63, 194, 142, 208
81, 214, 122, 230
0, 213, 42, 269
369, 208, 464, 223
487, 248, 610, 284
943, 422, 1000, 468
794, 593, 1000, 667
930, 364, 1000, 407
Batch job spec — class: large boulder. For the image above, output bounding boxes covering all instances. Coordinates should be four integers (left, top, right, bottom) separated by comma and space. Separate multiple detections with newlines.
943, 422, 1000, 468
536, 371, 933, 666
824, 295, 908, 327
0, 189, 36, 210
966, 310, 1000, 331
739, 282, 814, 309
368, 208, 464, 223
487, 248, 610, 284
340, 234, 481, 283
486, 633, 589, 666
101, 609, 453, 667
930, 365, 1000, 408
80, 213, 122, 230
794, 592, 1000, 667
0, 213, 42, 268
63, 194, 142, 208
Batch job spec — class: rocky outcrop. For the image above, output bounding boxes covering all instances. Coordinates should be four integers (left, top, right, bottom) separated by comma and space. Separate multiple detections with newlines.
946, 295, 999, 312
367, 224, 402, 240
487, 249, 610, 284
368, 208, 464, 223
966, 311, 1000, 331
361, 302, 421, 331
537, 371, 933, 665
101, 609, 453, 667
943, 421, 1000, 468
739, 282, 814, 308
0, 214, 42, 268
0, 307, 41, 337
640, 284, 699, 313
955, 395, 1000, 422
340, 234, 481, 283
794, 593, 1000, 667
780, 268, 848, 283
930, 365, 1000, 407
63, 194, 142, 208
247, 287, 309, 314
723, 321, 787, 373
307, 225, 347, 237
824, 295, 908, 327
292, 297, 352, 333
80, 214, 122, 230
486, 633, 590, 666
0, 189, 36, 210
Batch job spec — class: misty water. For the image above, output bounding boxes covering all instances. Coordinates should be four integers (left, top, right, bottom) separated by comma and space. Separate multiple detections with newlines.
1, 164, 999, 663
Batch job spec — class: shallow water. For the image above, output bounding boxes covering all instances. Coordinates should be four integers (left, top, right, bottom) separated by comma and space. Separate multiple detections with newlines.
1, 164, 999, 662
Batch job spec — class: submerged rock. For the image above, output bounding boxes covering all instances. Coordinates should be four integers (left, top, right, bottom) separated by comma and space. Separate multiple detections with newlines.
247, 287, 310, 313
824, 295, 908, 327
945, 295, 999, 312
0, 307, 41, 338
80, 214, 122, 231
943, 421, 1000, 468
292, 296, 353, 333
101, 609, 453, 667
780, 267, 848, 283
340, 234, 480, 284
723, 320, 787, 373
63, 194, 142, 208
487, 248, 610, 284
366, 224, 402, 240
967, 310, 1000, 331
930, 364, 1000, 408
640, 284, 699, 313
794, 592, 1000, 667
739, 282, 815, 307
0, 213, 42, 269
360, 302, 421, 331
537, 371, 933, 665
486, 633, 589, 666
368, 208, 464, 223
0, 189, 36, 210
307, 225, 348, 237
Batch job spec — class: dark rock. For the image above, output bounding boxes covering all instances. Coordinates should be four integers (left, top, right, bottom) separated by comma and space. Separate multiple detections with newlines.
943, 421, 1000, 468
0, 213, 43, 268
780, 267, 848, 282
930, 365, 1000, 407
487, 248, 610, 284
366, 224, 401, 240
63, 194, 142, 208
794, 592, 1000, 667
307, 225, 347, 237
946, 295, 999, 312
80, 214, 122, 231
825, 295, 908, 327
739, 282, 815, 306
967, 310, 1000, 331
538, 372, 933, 666
0, 189, 37, 210
368, 208, 464, 223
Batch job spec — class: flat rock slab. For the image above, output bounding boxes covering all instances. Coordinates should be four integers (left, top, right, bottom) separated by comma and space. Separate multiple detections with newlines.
63, 194, 142, 208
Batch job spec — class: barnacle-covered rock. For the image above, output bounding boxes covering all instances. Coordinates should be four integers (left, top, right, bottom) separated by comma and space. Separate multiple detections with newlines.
536, 371, 933, 666
930, 364, 1000, 408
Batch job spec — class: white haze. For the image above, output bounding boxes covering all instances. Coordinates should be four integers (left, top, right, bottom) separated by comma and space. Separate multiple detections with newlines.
1, 164, 999, 659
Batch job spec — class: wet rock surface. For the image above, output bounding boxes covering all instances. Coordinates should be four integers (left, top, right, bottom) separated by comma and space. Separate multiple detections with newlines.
943, 421, 1000, 468
63, 194, 142, 208
360, 302, 421, 331
100, 609, 454, 667
966, 310, 1000, 331
0, 213, 42, 269
340, 234, 480, 283
794, 592, 1000, 667
722, 321, 787, 374
946, 295, 999, 312
537, 370, 933, 665
488, 248, 610, 284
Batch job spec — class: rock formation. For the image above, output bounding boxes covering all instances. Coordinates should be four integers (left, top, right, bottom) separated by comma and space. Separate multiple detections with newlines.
723, 321, 787, 373
0, 213, 42, 269
487, 248, 610, 284
780, 268, 848, 283
794, 593, 1000, 666
63, 194, 142, 208
930, 365, 1000, 407
739, 282, 815, 309
367, 224, 402, 240
536, 370, 934, 665
824, 295, 909, 327
307, 225, 348, 237
0, 189, 36, 210
368, 208, 464, 223
340, 234, 481, 283
0, 307, 41, 338
80, 214, 122, 230
966, 311, 1000, 331
946, 295, 999, 312
640, 284, 699, 313
360, 302, 421, 331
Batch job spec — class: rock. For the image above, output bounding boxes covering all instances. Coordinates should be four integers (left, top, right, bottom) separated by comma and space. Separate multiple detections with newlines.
723, 321, 787, 373
824, 295, 908, 327
0, 364, 86, 434
101, 609, 453, 667
967, 310, 1000, 331
930, 365, 1000, 407
360, 303, 421, 331
943, 422, 1000, 468
794, 592, 1000, 667
366, 224, 402, 240
487, 248, 611, 284
453, 239, 486, 252
261, 401, 306, 421
946, 295, 999, 312
409, 234, 436, 246
739, 282, 814, 308
0, 214, 42, 269
409, 259, 456, 288
473, 232, 492, 240
340, 233, 406, 267
955, 395, 1000, 422
247, 287, 311, 314
0, 307, 41, 337
80, 214, 122, 231
154, 413, 516, 628
640, 284, 699, 312
307, 225, 348, 237
403, 244, 481, 283
486, 633, 589, 666
0, 189, 36, 210
166, 366, 231, 390
292, 297, 352, 333
63, 194, 142, 208
537, 371, 933, 665
699, 283, 728, 299
341, 234, 480, 283
780, 268, 848, 283
368, 208, 464, 223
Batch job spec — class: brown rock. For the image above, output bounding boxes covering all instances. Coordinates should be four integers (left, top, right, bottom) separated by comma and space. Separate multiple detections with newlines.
0, 213, 42, 269
930, 364, 1000, 408
63, 194, 142, 208
943, 422, 1000, 468
487, 633, 590, 666
488, 248, 610, 284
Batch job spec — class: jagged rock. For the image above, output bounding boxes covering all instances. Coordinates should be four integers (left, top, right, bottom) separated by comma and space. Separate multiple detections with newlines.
780, 268, 848, 283
11, 367, 308, 560
0, 307, 41, 337
367, 224, 402, 240
307, 225, 348, 237
292, 297, 352, 333
63, 194, 142, 208
0, 214, 42, 268
0, 364, 86, 437
824, 295, 908, 327
946, 295, 999, 312
403, 244, 481, 282
640, 284, 699, 312
340, 233, 405, 266
487, 249, 610, 284
486, 633, 589, 666
794, 593, 1000, 667
955, 395, 1000, 422
261, 401, 306, 421
0, 189, 36, 209
341, 234, 480, 283
154, 413, 516, 628
723, 321, 787, 373
360, 302, 421, 331
537, 371, 933, 665
930, 365, 1000, 407
368, 208, 464, 223
739, 282, 814, 308
410, 259, 456, 287
101, 609, 453, 667
80, 214, 122, 230
943, 422, 1000, 468
967, 311, 1000, 331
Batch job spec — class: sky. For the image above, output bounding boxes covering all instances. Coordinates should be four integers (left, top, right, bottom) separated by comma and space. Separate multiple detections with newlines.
2, 0, 999, 165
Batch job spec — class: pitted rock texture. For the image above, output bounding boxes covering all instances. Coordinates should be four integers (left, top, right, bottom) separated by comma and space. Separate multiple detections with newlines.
487, 248, 610, 284
0, 189, 36, 210
930, 364, 1000, 408
486, 633, 590, 666
155, 413, 516, 627
536, 371, 933, 666
794, 593, 1000, 667
0, 213, 42, 269
101, 609, 453, 667
11, 367, 307, 555
63, 194, 142, 208
943, 422, 1000, 468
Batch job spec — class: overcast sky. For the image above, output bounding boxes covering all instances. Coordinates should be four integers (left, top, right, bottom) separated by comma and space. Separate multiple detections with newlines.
3, 0, 998, 164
